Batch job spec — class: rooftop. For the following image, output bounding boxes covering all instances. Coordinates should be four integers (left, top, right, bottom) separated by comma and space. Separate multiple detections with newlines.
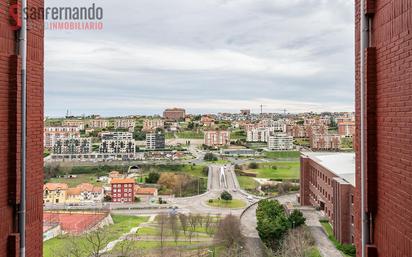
111, 178, 135, 184
303, 152, 356, 186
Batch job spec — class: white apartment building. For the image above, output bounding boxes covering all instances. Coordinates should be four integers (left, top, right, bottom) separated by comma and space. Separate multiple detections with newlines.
257, 119, 287, 132
146, 131, 166, 150
247, 127, 273, 142
114, 119, 135, 129
99, 132, 135, 156
44, 126, 81, 148
267, 133, 294, 151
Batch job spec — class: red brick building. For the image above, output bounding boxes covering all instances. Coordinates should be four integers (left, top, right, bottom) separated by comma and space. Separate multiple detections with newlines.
310, 134, 341, 151
204, 130, 230, 147
163, 108, 186, 121
300, 153, 355, 244
354, 1, 412, 256
110, 178, 135, 203
0, 1, 44, 256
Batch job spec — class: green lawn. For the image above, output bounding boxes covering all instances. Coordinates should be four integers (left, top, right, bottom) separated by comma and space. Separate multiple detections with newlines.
237, 176, 259, 190
43, 215, 149, 257
264, 151, 301, 159
206, 199, 246, 208
245, 161, 300, 180
48, 174, 102, 187
176, 131, 204, 139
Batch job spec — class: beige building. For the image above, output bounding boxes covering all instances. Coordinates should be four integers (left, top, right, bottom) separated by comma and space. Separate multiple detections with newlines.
87, 119, 109, 129
143, 119, 164, 132
43, 183, 68, 204
267, 133, 294, 150
114, 119, 135, 129
62, 119, 86, 130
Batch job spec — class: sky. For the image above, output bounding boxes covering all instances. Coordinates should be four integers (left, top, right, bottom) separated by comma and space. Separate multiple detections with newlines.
45, 0, 355, 117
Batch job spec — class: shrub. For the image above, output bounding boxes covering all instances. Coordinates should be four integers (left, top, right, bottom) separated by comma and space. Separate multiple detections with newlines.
288, 210, 306, 228
220, 191, 232, 201
337, 244, 356, 256
248, 162, 259, 169
146, 172, 160, 183
134, 196, 141, 202
204, 152, 218, 161
208, 199, 214, 203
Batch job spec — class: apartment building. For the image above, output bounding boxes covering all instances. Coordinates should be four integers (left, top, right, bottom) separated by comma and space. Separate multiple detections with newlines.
300, 153, 355, 244
87, 119, 110, 129
100, 132, 135, 157
286, 124, 307, 138
44, 126, 80, 148
246, 127, 273, 142
257, 119, 287, 132
52, 136, 92, 155
111, 178, 135, 203
43, 183, 103, 204
163, 108, 186, 121
304, 117, 331, 126
354, 1, 412, 256
143, 119, 165, 132
338, 121, 355, 137
146, 131, 166, 150
204, 130, 230, 146
267, 133, 294, 151
310, 134, 341, 151
114, 119, 135, 129
63, 119, 86, 129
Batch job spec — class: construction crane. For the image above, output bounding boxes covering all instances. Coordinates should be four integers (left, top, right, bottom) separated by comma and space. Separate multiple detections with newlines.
260, 104, 266, 115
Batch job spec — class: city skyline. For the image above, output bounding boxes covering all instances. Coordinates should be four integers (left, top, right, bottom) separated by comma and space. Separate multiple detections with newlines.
45, 0, 355, 116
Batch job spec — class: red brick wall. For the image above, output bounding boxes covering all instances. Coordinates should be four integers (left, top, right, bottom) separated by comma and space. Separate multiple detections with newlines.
355, 0, 412, 256
0, 0, 44, 256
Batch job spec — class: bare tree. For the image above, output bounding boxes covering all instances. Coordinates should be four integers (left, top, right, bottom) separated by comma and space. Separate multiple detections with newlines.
178, 213, 188, 236
157, 214, 169, 254
214, 215, 245, 251
273, 226, 315, 257
187, 214, 198, 243
169, 214, 180, 246
112, 237, 141, 257
84, 228, 111, 257
204, 214, 213, 237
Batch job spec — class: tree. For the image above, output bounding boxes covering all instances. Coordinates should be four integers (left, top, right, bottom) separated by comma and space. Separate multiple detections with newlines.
204, 152, 218, 161
187, 214, 198, 243
256, 199, 290, 251
214, 215, 245, 252
85, 228, 111, 257
146, 172, 160, 183
168, 214, 179, 245
288, 210, 306, 228
220, 191, 232, 201
157, 214, 168, 254
178, 213, 188, 235
272, 226, 315, 257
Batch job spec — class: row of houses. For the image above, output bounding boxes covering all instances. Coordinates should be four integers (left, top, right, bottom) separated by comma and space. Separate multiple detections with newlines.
43, 177, 158, 205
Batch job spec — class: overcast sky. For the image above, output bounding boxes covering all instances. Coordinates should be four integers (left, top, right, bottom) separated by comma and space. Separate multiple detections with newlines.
45, 0, 355, 117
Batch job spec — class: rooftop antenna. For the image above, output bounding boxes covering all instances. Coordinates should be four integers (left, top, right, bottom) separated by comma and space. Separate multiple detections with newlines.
283, 109, 287, 117
260, 104, 266, 115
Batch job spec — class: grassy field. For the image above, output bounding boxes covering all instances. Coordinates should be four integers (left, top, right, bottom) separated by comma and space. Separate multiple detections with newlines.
48, 174, 102, 187
142, 164, 208, 178
206, 199, 246, 208
245, 161, 300, 180
237, 176, 259, 190
307, 247, 322, 257
176, 131, 204, 139
263, 151, 301, 159
43, 215, 149, 257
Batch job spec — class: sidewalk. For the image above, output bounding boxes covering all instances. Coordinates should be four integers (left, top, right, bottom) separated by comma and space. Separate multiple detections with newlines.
299, 209, 344, 257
